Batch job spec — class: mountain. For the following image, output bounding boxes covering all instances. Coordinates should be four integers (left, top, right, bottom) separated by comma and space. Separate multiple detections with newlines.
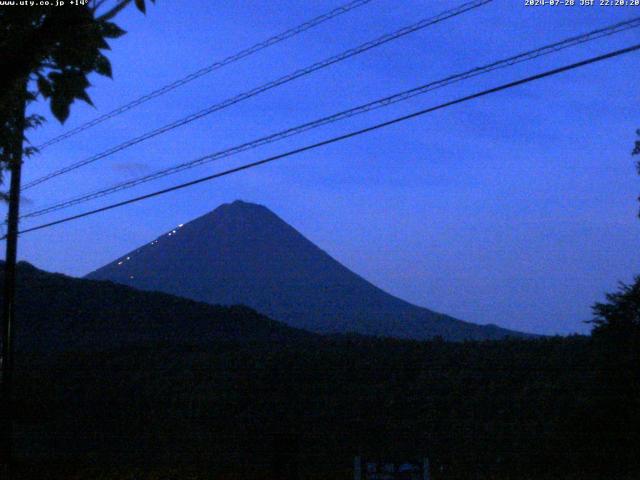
0, 261, 311, 352
86, 200, 528, 341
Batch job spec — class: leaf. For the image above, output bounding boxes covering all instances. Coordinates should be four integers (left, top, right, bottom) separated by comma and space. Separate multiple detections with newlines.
25, 114, 45, 129
23, 146, 39, 158
98, 0, 131, 22
64, 72, 93, 106
76, 89, 95, 107
25, 89, 38, 102
97, 36, 111, 51
51, 95, 70, 123
135, 0, 146, 14
36, 75, 52, 98
94, 53, 112, 78
102, 21, 126, 39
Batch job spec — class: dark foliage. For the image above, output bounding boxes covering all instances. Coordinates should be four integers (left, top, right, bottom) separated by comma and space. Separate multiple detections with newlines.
635, 129, 640, 216
10, 336, 629, 480
0, 0, 154, 193
0, 263, 635, 479
587, 278, 640, 478
590, 277, 640, 338
0, 0, 154, 123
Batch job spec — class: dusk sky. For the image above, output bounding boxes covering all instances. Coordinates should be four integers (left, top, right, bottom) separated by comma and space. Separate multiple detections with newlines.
5, 0, 639, 335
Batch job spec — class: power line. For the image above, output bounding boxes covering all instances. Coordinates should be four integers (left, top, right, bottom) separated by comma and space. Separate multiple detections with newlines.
13, 42, 640, 238
20, 16, 640, 220
34, 0, 376, 151
23, 0, 492, 191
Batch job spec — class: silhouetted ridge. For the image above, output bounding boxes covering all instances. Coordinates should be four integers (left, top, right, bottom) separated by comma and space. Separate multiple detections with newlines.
86, 200, 530, 340
0, 261, 311, 352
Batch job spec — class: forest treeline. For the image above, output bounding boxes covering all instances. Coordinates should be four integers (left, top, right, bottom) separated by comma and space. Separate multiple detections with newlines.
10, 333, 639, 480
1, 264, 638, 480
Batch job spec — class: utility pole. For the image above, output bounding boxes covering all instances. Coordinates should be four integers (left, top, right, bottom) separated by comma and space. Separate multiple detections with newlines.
1, 78, 27, 474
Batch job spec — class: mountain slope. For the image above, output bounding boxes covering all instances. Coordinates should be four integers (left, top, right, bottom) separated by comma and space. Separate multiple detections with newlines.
0, 261, 311, 352
86, 200, 528, 340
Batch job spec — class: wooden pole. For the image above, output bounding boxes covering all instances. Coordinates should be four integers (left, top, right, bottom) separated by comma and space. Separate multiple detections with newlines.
1, 78, 27, 474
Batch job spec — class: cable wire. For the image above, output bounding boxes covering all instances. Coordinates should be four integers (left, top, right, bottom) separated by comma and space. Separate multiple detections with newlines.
23, 0, 493, 190
13, 42, 640, 238
34, 0, 376, 151
21, 16, 640, 219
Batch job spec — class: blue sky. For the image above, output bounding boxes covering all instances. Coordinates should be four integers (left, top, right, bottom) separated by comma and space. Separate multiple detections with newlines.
6, 0, 640, 335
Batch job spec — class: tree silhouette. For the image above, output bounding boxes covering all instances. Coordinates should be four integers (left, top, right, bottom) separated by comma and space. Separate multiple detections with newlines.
591, 278, 640, 337
1, 0, 155, 176
587, 135, 640, 472
0, 0, 155, 470
635, 128, 640, 218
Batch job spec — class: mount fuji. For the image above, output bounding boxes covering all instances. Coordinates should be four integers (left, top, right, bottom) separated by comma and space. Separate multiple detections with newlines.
86, 200, 527, 341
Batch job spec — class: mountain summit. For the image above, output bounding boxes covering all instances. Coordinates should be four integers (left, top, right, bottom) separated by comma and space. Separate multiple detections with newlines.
86, 200, 526, 340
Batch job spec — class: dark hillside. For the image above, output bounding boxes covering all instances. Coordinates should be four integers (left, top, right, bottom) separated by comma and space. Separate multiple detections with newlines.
0, 261, 312, 352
